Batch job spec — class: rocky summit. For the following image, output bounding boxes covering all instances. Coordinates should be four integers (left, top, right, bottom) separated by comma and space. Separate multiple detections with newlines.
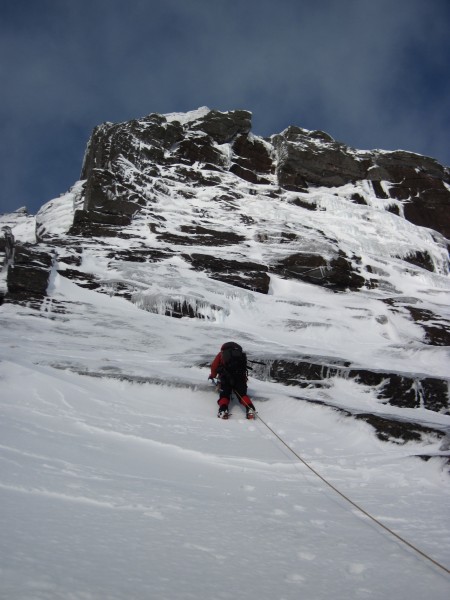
1, 107, 449, 447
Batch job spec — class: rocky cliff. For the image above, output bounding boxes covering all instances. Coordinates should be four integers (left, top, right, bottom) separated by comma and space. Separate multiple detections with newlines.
1, 107, 449, 447
75, 108, 450, 237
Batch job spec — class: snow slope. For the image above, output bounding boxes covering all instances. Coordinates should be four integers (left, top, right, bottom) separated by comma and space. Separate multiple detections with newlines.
0, 271, 449, 599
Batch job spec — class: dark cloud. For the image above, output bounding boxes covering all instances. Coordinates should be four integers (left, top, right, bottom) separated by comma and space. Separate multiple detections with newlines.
1, 0, 449, 214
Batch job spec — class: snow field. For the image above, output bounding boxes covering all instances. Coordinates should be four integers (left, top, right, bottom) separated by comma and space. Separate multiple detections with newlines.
0, 357, 449, 600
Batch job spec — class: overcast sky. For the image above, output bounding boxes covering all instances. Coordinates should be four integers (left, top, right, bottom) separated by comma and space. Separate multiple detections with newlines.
1, 0, 450, 214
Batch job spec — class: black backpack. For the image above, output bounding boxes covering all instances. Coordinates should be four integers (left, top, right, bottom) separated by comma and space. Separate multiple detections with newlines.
221, 342, 247, 378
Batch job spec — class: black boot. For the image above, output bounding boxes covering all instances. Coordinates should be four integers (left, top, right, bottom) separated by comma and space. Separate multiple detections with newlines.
218, 406, 229, 419
246, 406, 256, 419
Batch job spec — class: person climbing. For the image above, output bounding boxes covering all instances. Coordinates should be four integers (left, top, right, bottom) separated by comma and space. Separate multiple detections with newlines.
209, 341, 256, 419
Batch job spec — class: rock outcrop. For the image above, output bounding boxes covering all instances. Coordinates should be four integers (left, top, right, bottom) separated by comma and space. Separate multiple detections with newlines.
6, 244, 53, 303
72, 107, 450, 247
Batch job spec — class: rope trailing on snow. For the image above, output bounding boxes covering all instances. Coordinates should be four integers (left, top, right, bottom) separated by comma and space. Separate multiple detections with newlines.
253, 409, 450, 576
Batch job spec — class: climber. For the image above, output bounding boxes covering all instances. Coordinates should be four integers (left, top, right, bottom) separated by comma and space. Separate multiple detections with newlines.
209, 341, 256, 419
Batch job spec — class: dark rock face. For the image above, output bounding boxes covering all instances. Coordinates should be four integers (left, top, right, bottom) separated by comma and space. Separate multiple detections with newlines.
81, 114, 184, 178
271, 251, 366, 291
175, 136, 227, 167
230, 134, 273, 184
71, 109, 254, 237
183, 253, 270, 294
7, 245, 53, 301
367, 152, 450, 239
381, 296, 450, 347
271, 127, 450, 239
266, 358, 449, 414
273, 126, 369, 190
74, 114, 185, 236
257, 357, 449, 444
70, 204, 134, 237
248, 357, 449, 444
73, 107, 450, 243
159, 226, 246, 247
354, 414, 444, 446
189, 109, 251, 143
232, 134, 273, 174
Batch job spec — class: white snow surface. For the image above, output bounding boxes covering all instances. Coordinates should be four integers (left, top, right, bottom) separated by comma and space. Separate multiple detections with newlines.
164, 106, 213, 125
0, 289, 449, 600
1, 130, 450, 598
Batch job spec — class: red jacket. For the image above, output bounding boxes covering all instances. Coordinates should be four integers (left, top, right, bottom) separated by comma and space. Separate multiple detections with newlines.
210, 352, 223, 378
